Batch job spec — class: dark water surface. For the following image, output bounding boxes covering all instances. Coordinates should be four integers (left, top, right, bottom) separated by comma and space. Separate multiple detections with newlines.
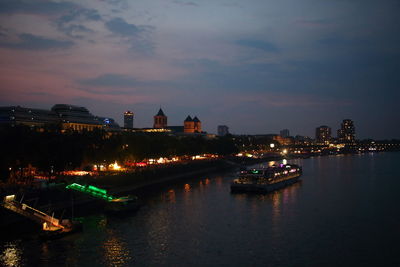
1, 152, 400, 266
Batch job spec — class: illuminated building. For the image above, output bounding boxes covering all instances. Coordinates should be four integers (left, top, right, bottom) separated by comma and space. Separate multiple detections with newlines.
0, 104, 119, 132
124, 111, 134, 128
294, 135, 312, 145
280, 129, 290, 138
140, 128, 172, 133
184, 116, 194, 133
184, 115, 201, 133
51, 104, 103, 132
218, 125, 229, 136
167, 126, 184, 133
98, 117, 121, 131
273, 135, 293, 145
193, 116, 201, 132
153, 108, 167, 129
338, 119, 355, 143
0, 106, 59, 128
316, 125, 331, 144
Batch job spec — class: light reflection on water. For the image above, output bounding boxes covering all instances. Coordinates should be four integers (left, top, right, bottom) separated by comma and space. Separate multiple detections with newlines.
102, 230, 132, 267
162, 189, 176, 203
146, 207, 172, 266
184, 183, 191, 192
0, 240, 23, 267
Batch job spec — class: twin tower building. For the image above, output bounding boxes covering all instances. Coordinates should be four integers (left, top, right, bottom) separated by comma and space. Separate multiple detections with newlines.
125, 108, 202, 134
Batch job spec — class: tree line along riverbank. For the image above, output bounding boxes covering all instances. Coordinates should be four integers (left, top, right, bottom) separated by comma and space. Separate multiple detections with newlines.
0, 125, 238, 183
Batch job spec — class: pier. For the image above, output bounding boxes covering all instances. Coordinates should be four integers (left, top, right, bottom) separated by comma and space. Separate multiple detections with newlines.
1, 195, 64, 231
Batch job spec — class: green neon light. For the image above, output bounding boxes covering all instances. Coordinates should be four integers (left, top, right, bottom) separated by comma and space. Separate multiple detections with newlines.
66, 183, 115, 201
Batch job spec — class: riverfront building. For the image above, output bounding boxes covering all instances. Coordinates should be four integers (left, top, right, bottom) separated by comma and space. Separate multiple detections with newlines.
0, 106, 59, 128
51, 104, 103, 132
124, 111, 134, 128
338, 119, 355, 143
0, 104, 119, 132
316, 125, 331, 144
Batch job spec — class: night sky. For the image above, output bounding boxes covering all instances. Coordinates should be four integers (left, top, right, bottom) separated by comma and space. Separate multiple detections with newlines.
0, 0, 399, 139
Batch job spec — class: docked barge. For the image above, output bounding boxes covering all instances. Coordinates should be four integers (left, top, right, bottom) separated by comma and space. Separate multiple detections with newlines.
231, 163, 302, 193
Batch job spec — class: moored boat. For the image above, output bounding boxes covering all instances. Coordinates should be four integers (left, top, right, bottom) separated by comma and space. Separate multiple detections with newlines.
104, 195, 140, 214
65, 183, 140, 214
231, 163, 302, 193
40, 219, 83, 240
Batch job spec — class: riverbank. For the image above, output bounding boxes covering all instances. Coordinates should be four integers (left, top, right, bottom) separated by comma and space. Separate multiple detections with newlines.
0, 152, 367, 231
0, 159, 238, 230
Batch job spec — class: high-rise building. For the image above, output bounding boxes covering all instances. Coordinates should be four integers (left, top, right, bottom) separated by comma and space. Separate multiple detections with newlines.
124, 111, 134, 128
338, 119, 355, 143
280, 129, 290, 138
218, 125, 229, 136
315, 125, 331, 144
153, 108, 167, 129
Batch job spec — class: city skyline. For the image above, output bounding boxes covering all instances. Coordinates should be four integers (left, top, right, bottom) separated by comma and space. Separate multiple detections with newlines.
1, 102, 362, 141
1, 1, 399, 139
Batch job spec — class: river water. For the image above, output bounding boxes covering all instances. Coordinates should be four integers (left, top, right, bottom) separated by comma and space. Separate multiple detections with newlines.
1, 152, 400, 266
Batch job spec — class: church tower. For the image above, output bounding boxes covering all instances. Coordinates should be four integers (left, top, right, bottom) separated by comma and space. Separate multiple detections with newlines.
193, 116, 201, 133
184, 115, 195, 133
184, 115, 201, 133
153, 108, 167, 128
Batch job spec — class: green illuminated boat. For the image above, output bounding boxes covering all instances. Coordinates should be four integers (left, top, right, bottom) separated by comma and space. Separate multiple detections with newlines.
66, 183, 114, 201
66, 183, 140, 214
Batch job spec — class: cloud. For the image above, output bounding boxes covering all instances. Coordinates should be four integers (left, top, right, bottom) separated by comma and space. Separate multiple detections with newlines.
0, 33, 74, 50
58, 8, 102, 23
58, 24, 94, 39
104, 17, 155, 54
102, 0, 127, 6
79, 74, 140, 88
173, 1, 199, 7
105, 18, 141, 36
295, 18, 332, 27
55, 8, 101, 38
175, 58, 284, 93
0, 0, 77, 15
0, 26, 7, 37
100, 0, 129, 13
236, 39, 279, 53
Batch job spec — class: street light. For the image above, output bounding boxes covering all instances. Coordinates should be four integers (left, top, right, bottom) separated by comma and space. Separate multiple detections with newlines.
270, 143, 275, 148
